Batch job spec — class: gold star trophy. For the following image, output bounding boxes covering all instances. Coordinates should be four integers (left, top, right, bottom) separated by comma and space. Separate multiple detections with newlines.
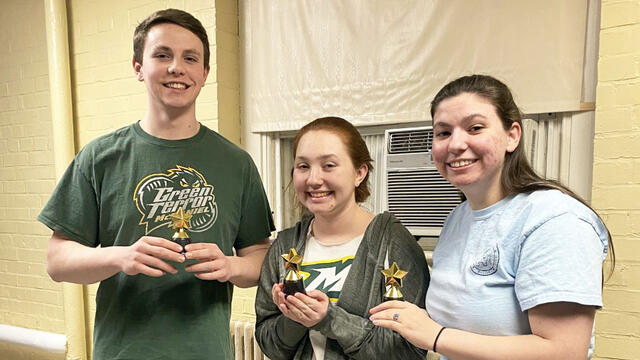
281, 248, 306, 296
170, 207, 192, 255
381, 262, 407, 301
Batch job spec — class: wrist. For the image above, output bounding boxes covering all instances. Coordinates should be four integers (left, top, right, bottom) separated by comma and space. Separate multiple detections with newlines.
226, 254, 242, 283
107, 246, 126, 273
433, 326, 447, 353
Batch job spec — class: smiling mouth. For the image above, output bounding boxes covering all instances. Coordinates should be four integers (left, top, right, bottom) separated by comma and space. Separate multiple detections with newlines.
309, 191, 331, 198
164, 82, 189, 89
448, 159, 476, 168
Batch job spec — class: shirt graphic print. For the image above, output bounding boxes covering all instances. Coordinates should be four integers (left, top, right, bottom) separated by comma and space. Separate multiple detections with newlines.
300, 256, 354, 302
133, 165, 218, 235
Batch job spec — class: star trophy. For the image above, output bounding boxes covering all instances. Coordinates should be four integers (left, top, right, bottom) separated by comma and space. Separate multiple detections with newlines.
170, 207, 192, 255
281, 248, 306, 296
381, 262, 407, 301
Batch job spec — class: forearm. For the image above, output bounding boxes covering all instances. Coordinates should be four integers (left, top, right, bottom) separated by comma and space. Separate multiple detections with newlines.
255, 314, 307, 359
47, 235, 123, 284
229, 240, 269, 287
437, 329, 581, 360
316, 304, 426, 359
254, 246, 307, 358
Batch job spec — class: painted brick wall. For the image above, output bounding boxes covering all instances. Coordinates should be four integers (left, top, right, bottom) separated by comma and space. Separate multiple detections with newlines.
0, 0, 65, 334
593, 1, 640, 359
215, 0, 241, 145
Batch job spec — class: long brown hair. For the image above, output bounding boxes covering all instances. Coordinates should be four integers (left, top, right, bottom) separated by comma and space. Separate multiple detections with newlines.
431, 75, 615, 276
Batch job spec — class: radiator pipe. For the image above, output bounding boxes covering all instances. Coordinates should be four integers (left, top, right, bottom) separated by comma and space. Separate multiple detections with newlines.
44, 0, 88, 359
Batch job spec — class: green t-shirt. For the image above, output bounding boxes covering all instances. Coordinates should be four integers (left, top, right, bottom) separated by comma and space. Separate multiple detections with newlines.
38, 122, 275, 360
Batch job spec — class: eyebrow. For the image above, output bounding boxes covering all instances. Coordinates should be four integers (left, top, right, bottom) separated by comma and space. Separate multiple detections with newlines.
295, 154, 338, 161
434, 113, 487, 128
152, 45, 202, 57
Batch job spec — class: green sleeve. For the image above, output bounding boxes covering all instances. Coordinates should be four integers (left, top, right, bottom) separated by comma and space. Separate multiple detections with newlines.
234, 156, 275, 249
37, 153, 100, 247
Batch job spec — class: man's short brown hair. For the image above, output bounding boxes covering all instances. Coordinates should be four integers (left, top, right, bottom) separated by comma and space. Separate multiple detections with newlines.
133, 8, 210, 68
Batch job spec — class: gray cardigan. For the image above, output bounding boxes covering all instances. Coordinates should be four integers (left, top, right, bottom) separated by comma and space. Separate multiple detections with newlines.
255, 212, 429, 360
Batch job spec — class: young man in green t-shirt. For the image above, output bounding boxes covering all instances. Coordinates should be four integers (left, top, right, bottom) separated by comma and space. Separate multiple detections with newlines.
38, 9, 274, 359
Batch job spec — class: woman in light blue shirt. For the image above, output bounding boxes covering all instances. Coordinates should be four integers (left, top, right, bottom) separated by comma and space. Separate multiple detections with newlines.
370, 75, 614, 360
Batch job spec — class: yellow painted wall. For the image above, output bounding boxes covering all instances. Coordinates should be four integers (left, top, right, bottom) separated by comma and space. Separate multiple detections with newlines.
4, 0, 638, 359
593, 1, 640, 359
0, 0, 244, 358
0, 0, 65, 335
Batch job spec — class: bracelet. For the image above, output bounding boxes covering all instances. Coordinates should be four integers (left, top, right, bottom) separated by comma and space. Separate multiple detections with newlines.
433, 326, 446, 353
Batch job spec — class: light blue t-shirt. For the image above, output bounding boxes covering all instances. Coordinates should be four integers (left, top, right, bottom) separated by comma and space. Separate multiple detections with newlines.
426, 190, 608, 357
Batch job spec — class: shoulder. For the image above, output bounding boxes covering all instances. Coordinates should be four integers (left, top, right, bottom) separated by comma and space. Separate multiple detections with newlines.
370, 212, 422, 249
372, 212, 410, 236
511, 190, 600, 227
201, 126, 254, 163
273, 217, 313, 250
73, 124, 137, 166
509, 190, 608, 245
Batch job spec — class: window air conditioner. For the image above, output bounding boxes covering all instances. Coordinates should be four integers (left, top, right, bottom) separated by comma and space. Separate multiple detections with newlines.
383, 126, 462, 237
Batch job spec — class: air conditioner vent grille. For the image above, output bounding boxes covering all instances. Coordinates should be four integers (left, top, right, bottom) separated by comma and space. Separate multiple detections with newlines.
388, 129, 433, 154
387, 169, 460, 227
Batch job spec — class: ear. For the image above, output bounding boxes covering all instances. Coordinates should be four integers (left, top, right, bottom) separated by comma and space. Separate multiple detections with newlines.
355, 164, 368, 187
202, 66, 210, 85
506, 122, 521, 153
132, 57, 144, 82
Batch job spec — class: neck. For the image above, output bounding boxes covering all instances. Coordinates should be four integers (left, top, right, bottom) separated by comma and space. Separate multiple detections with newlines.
140, 106, 200, 140
464, 184, 506, 210
311, 202, 373, 245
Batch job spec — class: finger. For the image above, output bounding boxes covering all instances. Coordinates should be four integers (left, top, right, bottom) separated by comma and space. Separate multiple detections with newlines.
138, 253, 178, 274
286, 302, 308, 321
369, 300, 404, 314
143, 243, 185, 263
185, 258, 225, 273
194, 270, 227, 281
184, 242, 222, 253
371, 319, 401, 332
293, 293, 318, 311
185, 248, 224, 261
137, 267, 165, 277
143, 236, 183, 253
305, 290, 328, 302
368, 308, 397, 322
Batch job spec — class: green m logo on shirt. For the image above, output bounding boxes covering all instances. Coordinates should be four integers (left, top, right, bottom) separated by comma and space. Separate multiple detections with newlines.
133, 165, 218, 235
301, 257, 354, 302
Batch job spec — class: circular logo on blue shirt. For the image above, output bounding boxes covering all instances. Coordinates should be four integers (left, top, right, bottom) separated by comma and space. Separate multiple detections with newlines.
471, 246, 499, 276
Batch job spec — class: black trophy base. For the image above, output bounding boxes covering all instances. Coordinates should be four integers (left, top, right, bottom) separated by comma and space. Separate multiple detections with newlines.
283, 279, 306, 297
383, 296, 404, 302
173, 237, 191, 254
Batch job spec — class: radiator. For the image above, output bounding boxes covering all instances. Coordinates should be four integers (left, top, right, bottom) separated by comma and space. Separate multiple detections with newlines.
230, 319, 269, 360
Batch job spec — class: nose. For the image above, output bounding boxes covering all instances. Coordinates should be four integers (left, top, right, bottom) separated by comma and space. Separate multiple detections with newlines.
306, 167, 323, 187
168, 59, 185, 75
448, 129, 468, 154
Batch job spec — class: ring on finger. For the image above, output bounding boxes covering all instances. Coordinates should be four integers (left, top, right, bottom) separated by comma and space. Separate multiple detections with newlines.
392, 313, 399, 321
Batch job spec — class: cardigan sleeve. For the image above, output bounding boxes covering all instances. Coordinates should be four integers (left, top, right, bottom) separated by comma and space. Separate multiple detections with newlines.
311, 218, 430, 360
254, 229, 309, 359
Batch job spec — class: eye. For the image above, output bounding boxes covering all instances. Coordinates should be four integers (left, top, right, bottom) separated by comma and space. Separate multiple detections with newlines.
435, 130, 450, 138
185, 56, 198, 63
469, 124, 484, 133
295, 163, 309, 170
323, 163, 336, 169
155, 53, 170, 59
179, 179, 189, 187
